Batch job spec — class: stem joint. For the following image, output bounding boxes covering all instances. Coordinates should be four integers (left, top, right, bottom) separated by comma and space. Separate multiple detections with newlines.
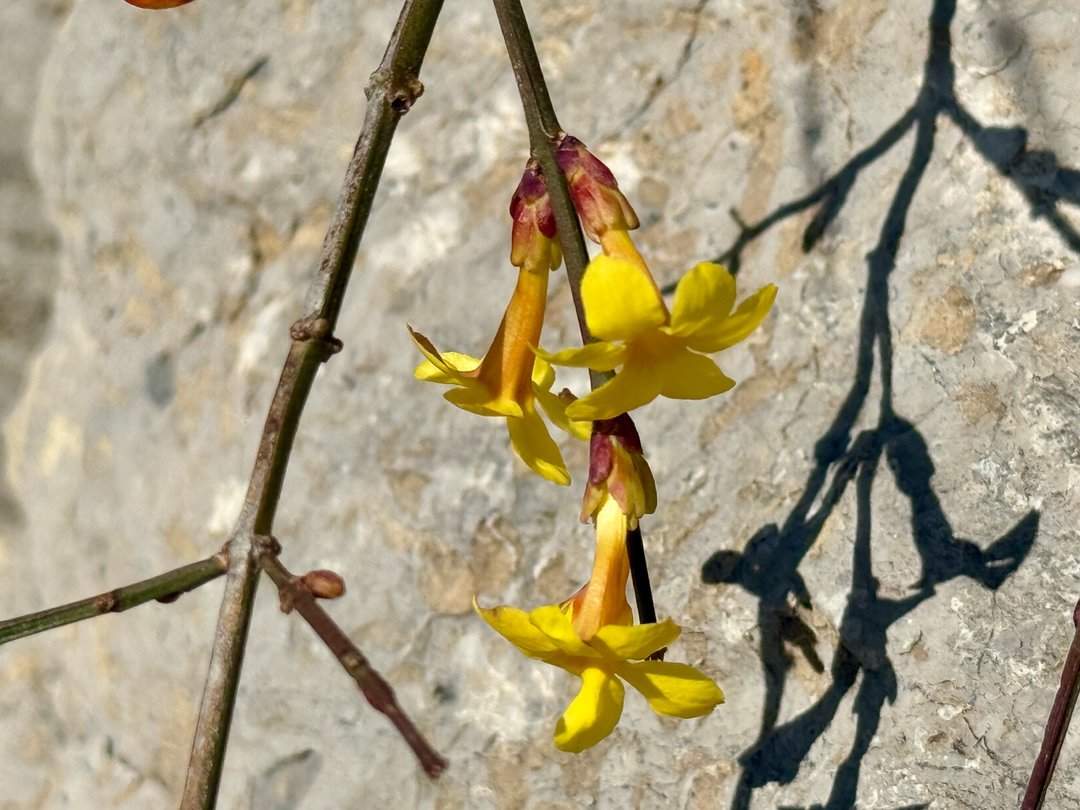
289, 317, 344, 360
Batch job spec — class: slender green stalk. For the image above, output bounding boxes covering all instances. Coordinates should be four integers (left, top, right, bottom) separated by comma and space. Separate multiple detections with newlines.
0, 555, 227, 647
181, 1, 446, 806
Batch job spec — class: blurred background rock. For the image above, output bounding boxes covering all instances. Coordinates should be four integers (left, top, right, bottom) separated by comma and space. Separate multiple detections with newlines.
0, 1, 1078, 807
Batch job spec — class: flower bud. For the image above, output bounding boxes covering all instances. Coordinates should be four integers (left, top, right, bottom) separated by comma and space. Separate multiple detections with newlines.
510, 161, 561, 273
300, 569, 346, 600
581, 414, 656, 526
555, 136, 639, 242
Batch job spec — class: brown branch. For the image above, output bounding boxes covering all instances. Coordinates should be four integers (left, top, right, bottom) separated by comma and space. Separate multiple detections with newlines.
181, 1, 447, 806
1022, 599, 1080, 809
259, 549, 448, 779
0, 554, 227, 647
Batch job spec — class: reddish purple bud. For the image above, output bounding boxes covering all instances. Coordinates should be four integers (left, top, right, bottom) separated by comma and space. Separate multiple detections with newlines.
589, 433, 614, 485
510, 163, 546, 211
535, 204, 556, 239
510, 161, 560, 271
593, 413, 643, 455
553, 135, 639, 242
556, 135, 617, 186
581, 412, 655, 523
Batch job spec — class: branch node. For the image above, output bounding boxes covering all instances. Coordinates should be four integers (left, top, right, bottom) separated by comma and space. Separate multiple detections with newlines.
364, 67, 390, 101
341, 650, 365, 670
95, 593, 118, 613
253, 533, 282, 558
289, 317, 343, 360
278, 578, 302, 614
390, 77, 425, 114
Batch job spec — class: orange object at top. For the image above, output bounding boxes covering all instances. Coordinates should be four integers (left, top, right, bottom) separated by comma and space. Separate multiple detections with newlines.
124, 0, 197, 9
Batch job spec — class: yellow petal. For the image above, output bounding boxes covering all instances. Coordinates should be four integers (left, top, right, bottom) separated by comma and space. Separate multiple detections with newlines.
633, 454, 658, 516
657, 349, 736, 400
669, 262, 736, 339
446, 386, 522, 418
531, 354, 556, 390
414, 351, 481, 384
529, 605, 600, 659
474, 599, 561, 660
554, 667, 625, 753
581, 255, 667, 342
408, 326, 469, 384
592, 618, 680, 660
616, 660, 725, 718
535, 385, 591, 441
682, 283, 777, 354
599, 229, 647, 269
572, 495, 632, 641
565, 361, 663, 421
506, 404, 570, 485
535, 341, 626, 371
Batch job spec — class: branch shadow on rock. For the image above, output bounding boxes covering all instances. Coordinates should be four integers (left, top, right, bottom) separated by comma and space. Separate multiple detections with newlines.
694, 0, 1072, 806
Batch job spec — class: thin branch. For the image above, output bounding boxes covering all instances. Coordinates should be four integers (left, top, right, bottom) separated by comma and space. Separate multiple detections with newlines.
181, 1, 446, 807
491, 0, 658, 629
0, 554, 227, 647
626, 528, 658, 624
260, 551, 448, 779
1022, 599, 1080, 809
183, 544, 260, 810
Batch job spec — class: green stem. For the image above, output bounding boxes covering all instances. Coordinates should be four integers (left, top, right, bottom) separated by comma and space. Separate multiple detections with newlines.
0, 555, 227, 647
181, 1, 446, 806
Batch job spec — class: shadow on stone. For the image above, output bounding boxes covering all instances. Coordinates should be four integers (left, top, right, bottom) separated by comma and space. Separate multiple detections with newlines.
248, 748, 322, 810
696, 0, 1067, 806
0, 3, 82, 539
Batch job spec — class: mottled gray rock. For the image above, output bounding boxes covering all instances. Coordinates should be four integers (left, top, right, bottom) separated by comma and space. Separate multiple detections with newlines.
2, 0, 1079, 808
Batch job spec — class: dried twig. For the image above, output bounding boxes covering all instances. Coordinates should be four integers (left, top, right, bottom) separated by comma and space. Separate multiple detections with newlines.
1022, 599, 1080, 809
491, 0, 659, 628
259, 549, 448, 778
0, 554, 227, 647
180, 1, 446, 807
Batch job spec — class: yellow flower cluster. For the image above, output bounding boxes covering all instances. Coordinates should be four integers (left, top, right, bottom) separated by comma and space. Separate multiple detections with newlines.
408, 138, 777, 751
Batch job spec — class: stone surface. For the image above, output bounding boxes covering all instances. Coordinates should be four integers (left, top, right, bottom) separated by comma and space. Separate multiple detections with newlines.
2, 0, 1079, 808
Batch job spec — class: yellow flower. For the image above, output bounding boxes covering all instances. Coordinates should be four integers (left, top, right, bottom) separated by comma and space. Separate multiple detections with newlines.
409, 268, 589, 485
410, 164, 588, 485
540, 238, 777, 421
476, 496, 724, 752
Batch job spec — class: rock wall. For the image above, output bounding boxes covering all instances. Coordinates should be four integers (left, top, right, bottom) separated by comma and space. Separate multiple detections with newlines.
2, 0, 1079, 807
